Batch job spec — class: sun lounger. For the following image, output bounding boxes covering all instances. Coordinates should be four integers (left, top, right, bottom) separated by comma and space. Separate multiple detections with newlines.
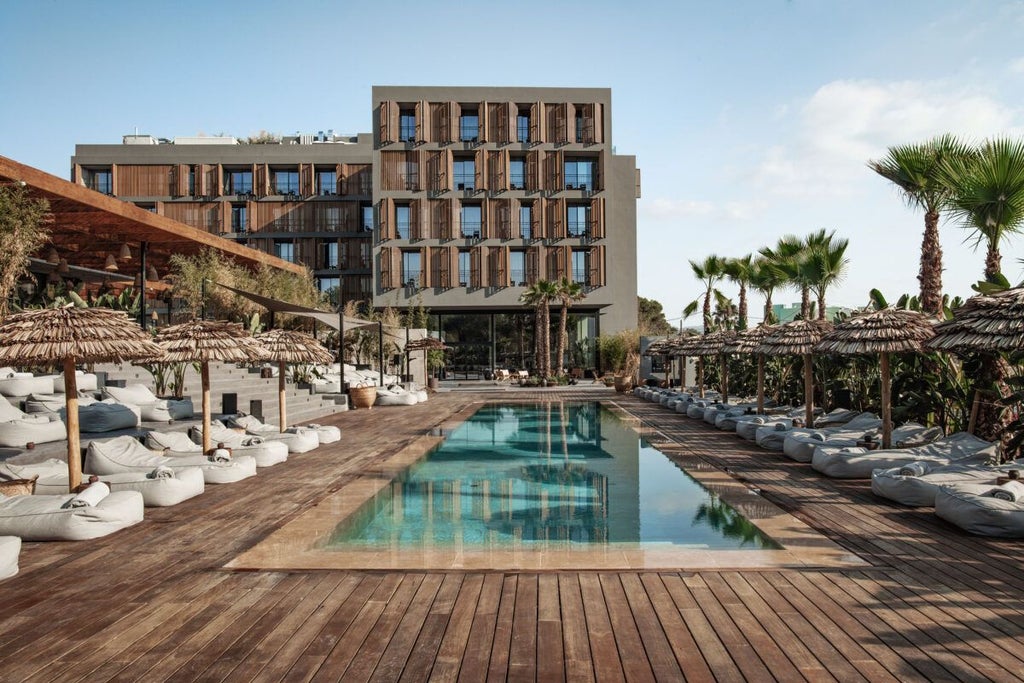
812, 432, 994, 479
52, 370, 97, 393
871, 456, 1020, 507
0, 483, 144, 541
781, 413, 884, 462
87, 435, 257, 484
0, 398, 67, 448
103, 384, 194, 422
223, 414, 341, 445
0, 536, 20, 579
75, 400, 141, 432
0, 374, 57, 397
24, 391, 97, 415
191, 421, 309, 457
935, 480, 1024, 537
148, 428, 288, 468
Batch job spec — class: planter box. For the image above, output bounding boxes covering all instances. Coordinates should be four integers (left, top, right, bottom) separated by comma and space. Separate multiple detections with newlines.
349, 385, 376, 410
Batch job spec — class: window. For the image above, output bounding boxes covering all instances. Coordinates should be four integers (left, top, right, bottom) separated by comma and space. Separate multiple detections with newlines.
402, 160, 419, 190
519, 204, 532, 239
275, 241, 295, 262
86, 168, 112, 194
399, 109, 416, 142
317, 277, 340, 305
322, 206, 341, 231
458, 250, 471, 286
361, 205, 374, 232
359, 240, 371, 268
566, 204, 590, 237
226, 170, 253, 195
273, 170, 299, 195
572, 249, 589, 284
564, 158, 595, 191
509, 158, 525, 189
322, 242, 338, 269
230, 204, 247, 232
510, 251, 526, 286
517, 109, 530, 142
396, 204, 411, 239
317, 170, 337, 195
402, 251, 421, 286
453, 157, 475, 191
460, 110, 479, 141
188, 168, 195, 196
575, 111, 585, 143
460, 205, 482, 238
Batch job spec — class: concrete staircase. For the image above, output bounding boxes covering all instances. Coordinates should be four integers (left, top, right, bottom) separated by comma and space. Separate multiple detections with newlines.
92, 362, 348, 427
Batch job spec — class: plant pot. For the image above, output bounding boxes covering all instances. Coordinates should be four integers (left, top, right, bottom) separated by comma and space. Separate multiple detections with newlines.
427, 377, 439, 390
614, 376, 632, 393
348, 385, 377, 410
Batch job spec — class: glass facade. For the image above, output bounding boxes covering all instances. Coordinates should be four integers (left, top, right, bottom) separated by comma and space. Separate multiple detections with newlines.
564, 158, 595, 191
519, 204, 532, 239
226, 170, 253, 195
509, 158, 525, 189
399, 110, 416, 141
459, 112, 479, 141
460, 205, 482, 237
317, 170, 337, 195
453, 158, 475, 191
273, 170, 300, 195
402, 251, 421, 286
396, 204, 410, 239
567, 204, 589, 237
510, 250, 526, 285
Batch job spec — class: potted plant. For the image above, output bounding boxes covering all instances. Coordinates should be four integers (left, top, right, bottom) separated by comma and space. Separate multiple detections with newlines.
348, 380, 377, 410
426, 349, 445, 390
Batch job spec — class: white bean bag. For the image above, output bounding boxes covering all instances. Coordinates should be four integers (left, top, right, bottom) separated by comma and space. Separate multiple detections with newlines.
0, 375, 56, 397
871, 458, 1022, 507
73, 400, 141, 432
87, 435, 256, 484
24, 392, 97, 415
0, 536, 20, 580
807, 424, 945, 473
935, 481, 1024, 537
303, 423, 341, 444
150, 428, 288, 467
53, 371, 98, 393
812, 432, 994, 479
374, 387, 418, 406
0, 458, 204, 507
0, 485, 144, 541
782, 413, 884, 462
212, 418, 317, 454
0, 399, 68, 448
103, 384, 194, 421
184, 424, 297, 461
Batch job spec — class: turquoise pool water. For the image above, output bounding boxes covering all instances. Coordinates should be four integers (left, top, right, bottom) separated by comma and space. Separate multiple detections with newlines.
326, 402, 779, 551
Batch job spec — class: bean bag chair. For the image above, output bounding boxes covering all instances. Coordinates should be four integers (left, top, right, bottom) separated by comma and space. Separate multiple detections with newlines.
52, 371, 98, 393
204, 419, 316, 455
871, 457, 1022, 507
24, 391, 97, 415
103, 384, 194, 422
75, 400, 141, 432
157, 428, 289, 467
225, 414, 341, 445
0, 399, 67, 448
0, 458, 205, 507
87, 435, 256, 485
0, 482, 144, 541
806, 424, 945, 472
782, 413, 885, 462
374, 386, 418, 406
0, 374, 56, 397
812, 432, 994, 479
0, 536, 20, 579
935, 481, 1024, 537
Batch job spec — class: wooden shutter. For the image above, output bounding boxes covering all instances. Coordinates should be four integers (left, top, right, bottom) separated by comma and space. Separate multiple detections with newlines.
426, 151, 448, 192
173, 164, 189, 197
449, 101, 460, 143
469, 246, 483, 288
478, 201, 489, 239
430, 246, 448, 288
378, 198, 395, 241
545, 198, 565, 239
474, 149, 485, 192
494, 199, 511, 239
487, 150, 506, 191
547, 104, 568, 144
299, 163, 314, 197
194, 164, 209, 197
110, 164, 119, 196
415, 100, 428, 143
507, 102, 517, 143
525, 151, 539, 191
589, 197, 605, 239
594, 154, 604, 192
218, 202, 230, 234
255, 163, 269, 197
589, 244, 605, 286
379, 100, 398, 145
531, 201, 543, 239
450, 198, 460, 240
488, 102, 509, 144
593, 103, 604, 144
478, 102, 488, 143
380, 246, 394, 289
530, 102, 544, 143
409, 199, 422, 239
526, 246, 541, 284
579, 103, 594, 145
489, 247, 509, 288
546, 245, 569, 280
545, 150, 564, 191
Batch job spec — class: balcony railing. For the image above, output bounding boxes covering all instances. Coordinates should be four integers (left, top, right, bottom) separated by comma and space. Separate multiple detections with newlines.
511, 269, 526, 285
403, 270, 422, 287
567, 222, 589, 238
572, 270, 589, 285
459, 269, 470, 286
460, 221, 482, 238
564, 174, 592, 191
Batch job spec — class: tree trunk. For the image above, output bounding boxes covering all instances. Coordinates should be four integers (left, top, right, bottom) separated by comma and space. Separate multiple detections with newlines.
974, 354, 1010, 449
63, 358, 81, 492
817, 291, 827, 320
702, 289, 712, 333
803, 354, 814, 428
738, 284, 748, 330
719, 354, 729, 403
985, 243, 1002, 282
880, 352, 892, 449
697, 357, 705, 398
278, 360, 287, 432
556, 302, 568, 377
763, 290, 774, 325
541, 302, 551, 378
919, 209, 943, 316
800, 286, 811, 319
534, 306, 542, 375
756, 353, 765, 414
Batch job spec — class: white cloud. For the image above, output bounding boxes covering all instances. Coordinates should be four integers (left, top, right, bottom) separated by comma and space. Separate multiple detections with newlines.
640, 197, 766, 223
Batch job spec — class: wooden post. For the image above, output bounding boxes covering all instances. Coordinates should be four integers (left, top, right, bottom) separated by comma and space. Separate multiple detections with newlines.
201, 361, 211, 453
968, 388, 982, 435
880, 351, 892, 449
697, 357, 705, 398
679, 354, 686, 389
278, 360, 287, 432
756, 353, 765, 414
63, 358, 81, 492
720, 354, 729, 403
803, 353, 814, 428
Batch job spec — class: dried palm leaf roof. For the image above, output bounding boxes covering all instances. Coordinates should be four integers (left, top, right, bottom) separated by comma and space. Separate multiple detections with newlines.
816, 308, 936, 355
0, 306, 164, 365
688, 329, 738, 356
755, 319, 833, 356
255, 329, 334, 365
154, 320, 268, 364
406, 337, 449, 351
643, 338, 674, 356
927, 287, 1024, 353
723, 324, 776, 354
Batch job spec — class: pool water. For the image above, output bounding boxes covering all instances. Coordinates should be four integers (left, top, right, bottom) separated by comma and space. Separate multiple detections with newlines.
325, 402, 779, 551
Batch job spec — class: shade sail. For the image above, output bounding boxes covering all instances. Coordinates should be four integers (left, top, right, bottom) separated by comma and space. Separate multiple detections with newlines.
214, 281, 379, 331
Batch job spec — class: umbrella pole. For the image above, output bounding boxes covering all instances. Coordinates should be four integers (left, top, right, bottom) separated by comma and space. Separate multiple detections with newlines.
803, 353, 814, 428
757, 353, 765, 414
880, 351, 892, 449
968, 388, 982, 435
279, 360, 287, 432
63, 358, 81, 492
698, 357, 705, 398
201, 362, 211, 453
720, 354, 728, 403
679, 354, 686, 389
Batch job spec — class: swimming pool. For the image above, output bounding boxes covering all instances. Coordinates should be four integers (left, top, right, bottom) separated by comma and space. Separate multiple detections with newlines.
325, 402, 779, 551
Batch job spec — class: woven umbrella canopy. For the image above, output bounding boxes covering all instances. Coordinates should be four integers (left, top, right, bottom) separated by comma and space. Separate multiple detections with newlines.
155, 320, 268, 453
405, 337, 449, 386
816, 308, 936, 448
643, 337, 675, 388
724, 324, 776, 414
756, 319, 833, 427
689, 329, 737, 402
666, 331, 700, 390
0, 306, 164, 491
255, 329, 334, 433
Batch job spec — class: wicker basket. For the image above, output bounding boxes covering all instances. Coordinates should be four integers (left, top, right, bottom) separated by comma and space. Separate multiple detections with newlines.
349, 385, 377, 410
0, 475, 38, 497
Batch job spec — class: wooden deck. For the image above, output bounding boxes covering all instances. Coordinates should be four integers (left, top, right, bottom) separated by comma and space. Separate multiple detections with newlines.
2, 389, 1024, 681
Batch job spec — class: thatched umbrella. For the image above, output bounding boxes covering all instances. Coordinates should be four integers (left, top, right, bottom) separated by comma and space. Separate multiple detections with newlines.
155, 320, 268, 453
666, 331, 700, 389
643, 337, 674, 386
816, 308, 936, 448
755, 319, 832, 428
255, 329, 334, 433
0, 306, 164, 491
405, 337, 449, 386
670, 334, 705, 395
724, 324, 775, 414
689, 330, 737, 402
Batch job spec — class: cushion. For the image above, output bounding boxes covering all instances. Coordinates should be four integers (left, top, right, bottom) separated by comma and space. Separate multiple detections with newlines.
0, 375, 56, 397
0, 490, 144, 541
0, 535, 20, 580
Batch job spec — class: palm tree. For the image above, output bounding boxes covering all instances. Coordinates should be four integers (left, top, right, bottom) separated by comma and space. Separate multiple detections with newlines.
520, 280, 558, 379
760, 235, 811, 318
799, 229, 849, 319
749, 256, 787, 324
869, 135, 975, 316
553, 277, 585, 376
682, 255, 725, 332
723, 254, 754, 329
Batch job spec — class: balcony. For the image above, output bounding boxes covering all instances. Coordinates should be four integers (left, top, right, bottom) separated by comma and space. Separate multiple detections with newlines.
460, 221, 482, 239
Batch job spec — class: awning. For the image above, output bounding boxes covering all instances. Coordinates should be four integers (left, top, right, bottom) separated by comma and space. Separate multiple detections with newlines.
214, 282, 379, 331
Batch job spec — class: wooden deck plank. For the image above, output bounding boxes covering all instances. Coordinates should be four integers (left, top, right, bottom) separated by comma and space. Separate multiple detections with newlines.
617, 573, 683, 682
577, 573, 626, 683
557, 573, 596, 683
507, 573, 538, 682
636, 573, 716, 683
427, 574, 485, 683
484, 574, 518, 682
536, 573, 566, 683
395, 572, 465, 683
365, 573, 445, 682
456, 572, 504, 682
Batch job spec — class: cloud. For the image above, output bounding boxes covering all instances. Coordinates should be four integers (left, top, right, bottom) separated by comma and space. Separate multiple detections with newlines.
641, 197, 764, 222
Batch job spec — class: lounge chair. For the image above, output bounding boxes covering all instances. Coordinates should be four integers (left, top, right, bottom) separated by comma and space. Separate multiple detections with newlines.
52, 370, 98, 393
0, 457, 205, 507
374, 386, 418, 406
222, 414, 340, 445
76, 400, 141, 432
24, 391, 97, 415
0, 398, 67, 448
0, 536, 19, 579
805, 424, 944, 471
87, 435, 257, 484
781, 413, 885, 462
103, 384, 194, 422
0, 373, 57, 398
811, 432, 994, 479
189, 421, 306, 458
871, 456, 1020, 507
0, 482, 144, 541
149, 428, 288, 466
935, 481, 1024, 538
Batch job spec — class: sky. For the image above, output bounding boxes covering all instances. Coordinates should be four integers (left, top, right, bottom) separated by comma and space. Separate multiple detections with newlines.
3, 0, 1024, 328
